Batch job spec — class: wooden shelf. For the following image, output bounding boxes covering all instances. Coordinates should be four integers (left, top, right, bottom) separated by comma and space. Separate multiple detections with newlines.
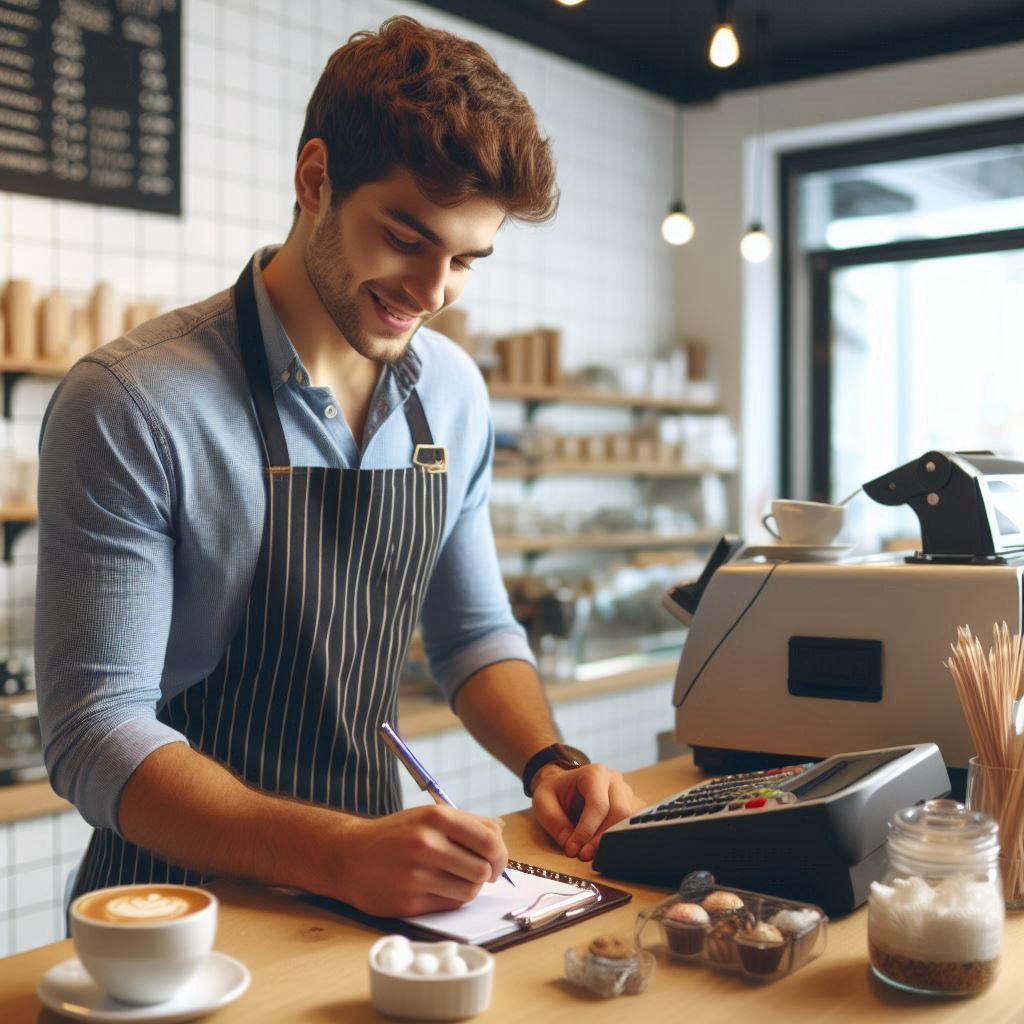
494, 529, 720, 555
0, 357, 73, 377
0, 504, 37, 523
488, 381, 720, 414
493, 459, 733, 479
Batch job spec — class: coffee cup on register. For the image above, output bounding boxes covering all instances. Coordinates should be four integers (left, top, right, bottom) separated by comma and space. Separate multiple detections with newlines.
761, 499, 846, 546
70, 884, 218, 1005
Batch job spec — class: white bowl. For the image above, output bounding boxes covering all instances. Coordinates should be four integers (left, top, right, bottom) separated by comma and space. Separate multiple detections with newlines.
368, 936, 494, 1020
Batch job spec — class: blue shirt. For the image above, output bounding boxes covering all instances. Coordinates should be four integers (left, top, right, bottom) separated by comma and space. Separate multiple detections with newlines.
35, 249, 534, 832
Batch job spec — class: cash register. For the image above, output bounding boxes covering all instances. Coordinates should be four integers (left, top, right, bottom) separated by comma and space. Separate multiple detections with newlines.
593, 451, 1024, 912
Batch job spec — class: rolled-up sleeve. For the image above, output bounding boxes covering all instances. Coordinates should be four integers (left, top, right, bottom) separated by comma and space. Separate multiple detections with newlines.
419, 415, 535, 705
35, 358, 187, 832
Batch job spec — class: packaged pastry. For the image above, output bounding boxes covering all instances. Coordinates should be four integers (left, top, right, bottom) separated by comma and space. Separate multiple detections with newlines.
564, 934, 655, 998
635, 871, 826, 982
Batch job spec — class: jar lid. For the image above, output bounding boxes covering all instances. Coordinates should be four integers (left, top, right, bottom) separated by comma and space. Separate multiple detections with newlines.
889, 799, 999, 860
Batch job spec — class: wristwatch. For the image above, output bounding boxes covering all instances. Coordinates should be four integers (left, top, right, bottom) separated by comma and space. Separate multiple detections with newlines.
522, 743, 590, 797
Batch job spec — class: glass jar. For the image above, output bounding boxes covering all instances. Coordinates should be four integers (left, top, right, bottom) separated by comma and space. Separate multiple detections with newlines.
868, 799, 1004, 996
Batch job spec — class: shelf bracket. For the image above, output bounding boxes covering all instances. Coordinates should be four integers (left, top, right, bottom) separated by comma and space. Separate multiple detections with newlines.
3, 521, 33, 562
2, 370, 24, 419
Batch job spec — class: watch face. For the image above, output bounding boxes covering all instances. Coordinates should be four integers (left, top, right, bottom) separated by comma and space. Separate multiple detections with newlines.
554, 744, 590, 768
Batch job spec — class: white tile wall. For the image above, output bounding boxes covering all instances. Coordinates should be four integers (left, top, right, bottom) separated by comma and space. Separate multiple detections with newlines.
398, 680, 676, 816
0, 807, 93, 957
2, 0, 682, 954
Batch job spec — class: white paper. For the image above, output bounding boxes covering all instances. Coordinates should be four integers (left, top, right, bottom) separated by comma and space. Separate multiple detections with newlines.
403, 867, 585, 944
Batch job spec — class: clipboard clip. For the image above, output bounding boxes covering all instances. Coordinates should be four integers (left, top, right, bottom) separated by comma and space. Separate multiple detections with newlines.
505, 885, 601, 930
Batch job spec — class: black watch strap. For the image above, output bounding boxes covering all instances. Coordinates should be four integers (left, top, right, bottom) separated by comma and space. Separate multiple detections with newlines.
522, 743, 590, 797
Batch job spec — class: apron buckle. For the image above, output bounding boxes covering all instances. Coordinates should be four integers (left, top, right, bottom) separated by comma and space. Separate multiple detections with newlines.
412, 444, 448, 474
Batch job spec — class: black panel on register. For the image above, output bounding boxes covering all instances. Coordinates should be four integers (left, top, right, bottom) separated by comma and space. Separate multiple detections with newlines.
0, 0, 181, 215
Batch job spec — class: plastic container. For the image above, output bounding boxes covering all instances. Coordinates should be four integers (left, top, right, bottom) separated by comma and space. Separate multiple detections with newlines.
868, 799, 1004, 997
368, 936, 494, 1020
563, 935, 655, 997
634, 871, 827, 983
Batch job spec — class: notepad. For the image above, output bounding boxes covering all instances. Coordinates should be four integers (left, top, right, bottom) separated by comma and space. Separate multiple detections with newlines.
307, 858, 632, 951
402, 865, 588, 944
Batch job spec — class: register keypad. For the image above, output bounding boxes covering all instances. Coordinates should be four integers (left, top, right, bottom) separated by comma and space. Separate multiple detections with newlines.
629, 764, 812, 824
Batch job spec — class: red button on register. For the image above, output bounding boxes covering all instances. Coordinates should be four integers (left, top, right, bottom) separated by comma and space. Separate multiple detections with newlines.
744, 797, 767, 809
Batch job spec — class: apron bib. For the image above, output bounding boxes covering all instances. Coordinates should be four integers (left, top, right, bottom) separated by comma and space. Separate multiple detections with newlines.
73, 258, 447, 894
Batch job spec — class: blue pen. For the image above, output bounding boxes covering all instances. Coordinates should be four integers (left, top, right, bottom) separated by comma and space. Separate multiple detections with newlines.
379, 721, 515, 887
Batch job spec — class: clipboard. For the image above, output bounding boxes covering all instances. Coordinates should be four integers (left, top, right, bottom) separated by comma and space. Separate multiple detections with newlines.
307, 859, 632, 952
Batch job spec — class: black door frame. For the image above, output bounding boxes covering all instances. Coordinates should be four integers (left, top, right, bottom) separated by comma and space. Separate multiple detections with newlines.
779, 115, 1024, 498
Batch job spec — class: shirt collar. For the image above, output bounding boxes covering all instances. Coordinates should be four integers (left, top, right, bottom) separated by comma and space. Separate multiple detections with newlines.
248, 246, 423, 394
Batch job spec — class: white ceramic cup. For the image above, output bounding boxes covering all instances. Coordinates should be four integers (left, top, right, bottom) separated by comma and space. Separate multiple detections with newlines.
70, 884, 218, 1005
761, 499, 845, 546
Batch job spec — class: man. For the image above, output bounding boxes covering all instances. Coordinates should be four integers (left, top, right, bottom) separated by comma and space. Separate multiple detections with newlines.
36, 16, 639, 919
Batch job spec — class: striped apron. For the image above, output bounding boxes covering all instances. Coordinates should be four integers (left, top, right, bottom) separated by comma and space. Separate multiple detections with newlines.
72, 257, 448, 894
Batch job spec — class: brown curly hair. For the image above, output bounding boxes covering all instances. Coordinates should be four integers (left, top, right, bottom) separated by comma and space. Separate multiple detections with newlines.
297, 16, 559, 223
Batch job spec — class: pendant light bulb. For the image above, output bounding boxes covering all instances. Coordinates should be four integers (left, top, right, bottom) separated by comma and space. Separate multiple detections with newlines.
740, 223, 772, 263
709, 23, 740, 68
661, 203, 695, 246
554, 0, 587, 6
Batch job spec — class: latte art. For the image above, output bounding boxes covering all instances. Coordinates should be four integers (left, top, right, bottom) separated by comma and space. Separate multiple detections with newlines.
106, 892, 192, 920
76, 884, 211, 924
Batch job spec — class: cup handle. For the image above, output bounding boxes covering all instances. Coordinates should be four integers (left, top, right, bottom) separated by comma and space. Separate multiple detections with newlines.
762, 513, 781, 540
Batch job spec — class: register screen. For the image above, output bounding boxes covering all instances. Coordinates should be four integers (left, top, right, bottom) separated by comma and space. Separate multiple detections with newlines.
782, 748, 911, 801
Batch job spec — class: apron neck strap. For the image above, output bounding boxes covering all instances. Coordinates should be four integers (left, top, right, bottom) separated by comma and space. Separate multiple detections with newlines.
403, 388, 434, 446
233, 256, 291, 467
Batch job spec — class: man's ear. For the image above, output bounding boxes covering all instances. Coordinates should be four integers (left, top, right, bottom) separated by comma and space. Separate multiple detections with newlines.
294, 138, 330, 216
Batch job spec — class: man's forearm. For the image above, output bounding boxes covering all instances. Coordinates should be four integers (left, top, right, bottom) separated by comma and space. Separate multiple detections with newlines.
117, 742, 351, 896
452, 659, 561, 780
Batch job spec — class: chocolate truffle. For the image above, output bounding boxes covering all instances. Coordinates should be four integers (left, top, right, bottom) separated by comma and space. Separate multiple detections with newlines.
701, 890, 745, 915
768, 908, 821, 936
736, 922, 787, 976
662, 902, 709, 956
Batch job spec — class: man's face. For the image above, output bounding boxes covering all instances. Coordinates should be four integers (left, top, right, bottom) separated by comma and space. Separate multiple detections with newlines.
304, 167, 505, 364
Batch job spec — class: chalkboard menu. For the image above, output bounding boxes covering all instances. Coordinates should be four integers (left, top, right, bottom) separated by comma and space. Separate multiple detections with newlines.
0, 0, 180, 215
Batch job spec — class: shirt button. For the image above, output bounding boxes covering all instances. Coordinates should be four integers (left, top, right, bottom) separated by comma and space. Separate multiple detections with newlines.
324, 404, 338, 419
280, 369, 290, 382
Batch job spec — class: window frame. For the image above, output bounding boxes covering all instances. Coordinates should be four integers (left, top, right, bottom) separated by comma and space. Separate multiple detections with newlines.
778, 115, 1024, 498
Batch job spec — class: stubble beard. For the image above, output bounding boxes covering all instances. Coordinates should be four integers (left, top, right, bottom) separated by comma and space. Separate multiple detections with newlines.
303, 209, 419, 366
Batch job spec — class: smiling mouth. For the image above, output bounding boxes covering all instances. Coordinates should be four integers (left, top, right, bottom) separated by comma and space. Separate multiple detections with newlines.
369, 289, 418, 324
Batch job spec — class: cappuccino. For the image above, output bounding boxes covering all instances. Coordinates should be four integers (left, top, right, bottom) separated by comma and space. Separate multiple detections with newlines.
71, 884, 218, 1004
76, 885, 211, 924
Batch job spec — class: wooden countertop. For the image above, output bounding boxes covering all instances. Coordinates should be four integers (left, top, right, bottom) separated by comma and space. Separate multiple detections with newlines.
3, 755, 1021, 1023
0, 778, 70, 824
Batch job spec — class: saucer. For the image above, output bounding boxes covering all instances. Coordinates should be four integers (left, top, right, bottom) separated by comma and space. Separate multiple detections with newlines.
37, 951, 250, 1023
742, 543, 854, 563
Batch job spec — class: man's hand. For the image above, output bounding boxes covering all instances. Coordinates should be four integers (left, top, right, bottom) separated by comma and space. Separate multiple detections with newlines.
530, 763, 643, 861
329, 804, 509, 917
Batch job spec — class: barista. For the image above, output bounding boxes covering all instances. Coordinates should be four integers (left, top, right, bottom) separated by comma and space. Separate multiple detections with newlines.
34, 17, 639, 919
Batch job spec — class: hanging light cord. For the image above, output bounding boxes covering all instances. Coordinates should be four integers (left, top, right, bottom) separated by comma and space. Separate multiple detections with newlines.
674, 105, 683, 204
752, 8, 770, 224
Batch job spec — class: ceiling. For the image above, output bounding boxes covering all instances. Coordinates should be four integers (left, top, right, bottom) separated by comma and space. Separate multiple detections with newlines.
416, 0, 1024, 105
